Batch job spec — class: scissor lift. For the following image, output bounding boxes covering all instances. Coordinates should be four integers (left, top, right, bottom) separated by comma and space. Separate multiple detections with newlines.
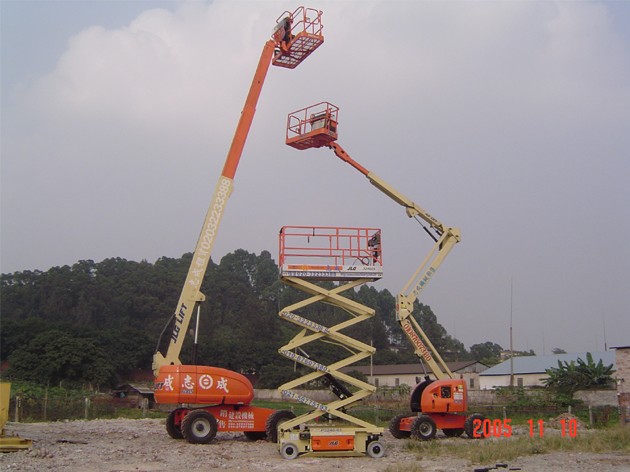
275, 226, 385, 459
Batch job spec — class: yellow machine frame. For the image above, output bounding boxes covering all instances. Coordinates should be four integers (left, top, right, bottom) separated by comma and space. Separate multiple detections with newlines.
0, 383, 32, 452
275, 226, 385, 459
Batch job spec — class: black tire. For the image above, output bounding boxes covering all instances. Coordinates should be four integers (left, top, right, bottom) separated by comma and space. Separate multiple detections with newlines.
389, 413, 411, 439
366, 440, 385, 458
464, 413, 486, 439
443, 428, 464, 438
181, 409, 218, 444
280, 442, 299, 460
265, 410, 296, 443
166, 410, 184, 440
244, 431, 267, 441
410, 415, 437, 441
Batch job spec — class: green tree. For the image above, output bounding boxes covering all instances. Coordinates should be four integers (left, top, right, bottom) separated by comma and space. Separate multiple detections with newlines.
7, 330, 116, 388
543, 352, 615, 397
470, 341, 504, 365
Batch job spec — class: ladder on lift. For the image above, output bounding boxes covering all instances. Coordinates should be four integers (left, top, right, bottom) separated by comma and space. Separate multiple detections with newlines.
275, 225, 385, 459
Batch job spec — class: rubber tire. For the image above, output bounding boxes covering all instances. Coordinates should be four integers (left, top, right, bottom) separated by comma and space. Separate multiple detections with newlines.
410, 415, 437, 441
166, 410, 184, 440
464, 413, 486, 439
244, 431, 267, 441
443, 428, 464, 438
280, 442, 299, 460
181, 410, 218, 444
265, 410, 296, 443
366, 440, 385, 458
389, 413, 412, 439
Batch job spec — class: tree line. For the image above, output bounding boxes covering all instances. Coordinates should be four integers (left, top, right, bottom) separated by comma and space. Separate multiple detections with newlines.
1, 250, 503, 390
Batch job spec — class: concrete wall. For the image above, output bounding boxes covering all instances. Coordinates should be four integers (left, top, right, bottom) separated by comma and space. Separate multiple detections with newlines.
479, 373, 547, 390
469, 389, 617, 406
255, 388, 618, 407
615, 348, 630, 425
615, 348, 630, 395
255, 389, 336, 402
574, 390, 618, 407
364, 372, 481, 390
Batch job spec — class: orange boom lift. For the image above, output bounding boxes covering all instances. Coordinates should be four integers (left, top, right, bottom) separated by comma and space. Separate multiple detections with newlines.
282, 102, 486, 441
152, 7, 324, 444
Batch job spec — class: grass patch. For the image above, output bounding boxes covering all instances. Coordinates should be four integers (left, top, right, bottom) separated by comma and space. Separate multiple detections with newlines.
404, 426, 630, 464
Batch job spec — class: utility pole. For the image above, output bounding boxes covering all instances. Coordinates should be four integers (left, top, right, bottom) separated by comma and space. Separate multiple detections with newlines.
509, 278, 514, 388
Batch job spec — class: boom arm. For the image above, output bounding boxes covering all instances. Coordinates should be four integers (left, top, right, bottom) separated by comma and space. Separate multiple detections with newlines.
328, 142, 461, 380
152, 40, 276, 375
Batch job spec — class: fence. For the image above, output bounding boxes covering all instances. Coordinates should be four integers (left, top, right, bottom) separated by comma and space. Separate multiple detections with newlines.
7, 388, 622, 429
8, 395, 152, 422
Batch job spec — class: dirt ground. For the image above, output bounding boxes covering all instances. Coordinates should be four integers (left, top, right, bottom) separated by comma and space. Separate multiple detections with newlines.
1, 418, 628, 472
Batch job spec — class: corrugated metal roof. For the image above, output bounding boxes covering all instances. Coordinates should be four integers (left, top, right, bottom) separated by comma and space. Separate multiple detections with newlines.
479, 352, 615, 376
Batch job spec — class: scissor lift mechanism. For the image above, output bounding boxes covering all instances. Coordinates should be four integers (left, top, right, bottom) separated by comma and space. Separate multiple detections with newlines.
275, 226, 385, 459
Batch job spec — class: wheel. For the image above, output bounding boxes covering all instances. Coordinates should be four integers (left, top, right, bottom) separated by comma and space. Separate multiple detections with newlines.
443, 428, 464, 438
244, 431, 267, 441
366, 440, 385, 458
181, 409, 218, 444
464, 413, 486, 439
389, 413, 411, 439
410, 415, 437, 441
165, 410, 184, 440
280, 442, 299, 460
265, 410, 296, 443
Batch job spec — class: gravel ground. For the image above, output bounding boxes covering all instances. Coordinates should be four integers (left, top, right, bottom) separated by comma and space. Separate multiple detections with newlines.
1, 418, 629, 471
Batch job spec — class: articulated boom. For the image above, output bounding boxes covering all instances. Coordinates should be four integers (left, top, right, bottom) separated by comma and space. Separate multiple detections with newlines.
326, 141, 461, 381
283, 103, 462, 382
284, 98, 482, 445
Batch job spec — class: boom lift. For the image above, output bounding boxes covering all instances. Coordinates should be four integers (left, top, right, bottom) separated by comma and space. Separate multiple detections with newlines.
152, 7, 324, 444
283, 102, 485, 440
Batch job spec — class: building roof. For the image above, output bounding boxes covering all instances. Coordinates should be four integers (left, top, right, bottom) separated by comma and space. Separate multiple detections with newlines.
480, 352, 615, 377
340, 361, 486, 376
114, 383, 154, 395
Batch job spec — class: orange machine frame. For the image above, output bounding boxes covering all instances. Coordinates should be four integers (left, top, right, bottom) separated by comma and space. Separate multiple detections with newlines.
286, 102, 339, 150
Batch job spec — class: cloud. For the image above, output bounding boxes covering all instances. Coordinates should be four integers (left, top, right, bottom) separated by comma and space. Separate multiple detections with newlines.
2, 0, 629, 352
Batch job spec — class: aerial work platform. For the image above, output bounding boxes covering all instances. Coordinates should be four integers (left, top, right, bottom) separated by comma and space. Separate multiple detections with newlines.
272, 7, 324, 69
275, 226, 385, 459
286, 102, 339, 150
279, 225, 382, 281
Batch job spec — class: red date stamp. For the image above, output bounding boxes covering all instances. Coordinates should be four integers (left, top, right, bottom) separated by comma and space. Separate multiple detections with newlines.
472, 418, 512, 438
472, 418, 578, 438
527, 418, 578, 438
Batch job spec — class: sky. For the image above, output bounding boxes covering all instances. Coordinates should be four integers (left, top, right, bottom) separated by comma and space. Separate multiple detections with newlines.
2, 0, 629, 356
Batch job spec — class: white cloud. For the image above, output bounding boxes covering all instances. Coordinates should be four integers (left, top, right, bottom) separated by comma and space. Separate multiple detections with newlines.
2, 0, 629, 352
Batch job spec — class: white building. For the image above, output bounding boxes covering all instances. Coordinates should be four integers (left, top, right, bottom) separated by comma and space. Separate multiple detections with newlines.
341, 361, 489, 390
478, 352, 615, 390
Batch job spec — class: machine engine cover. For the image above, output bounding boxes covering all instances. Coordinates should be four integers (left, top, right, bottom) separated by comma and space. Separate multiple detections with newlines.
420, 379, 467, 414
154, 365, 254, 405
